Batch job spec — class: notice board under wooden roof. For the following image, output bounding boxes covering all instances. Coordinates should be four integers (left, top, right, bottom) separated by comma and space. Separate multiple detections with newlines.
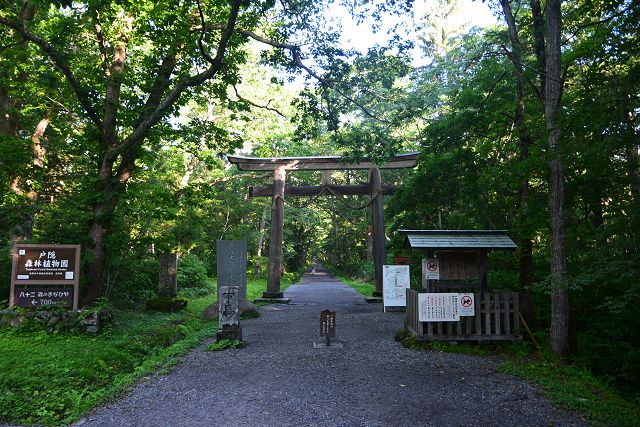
399, 230, 517, 250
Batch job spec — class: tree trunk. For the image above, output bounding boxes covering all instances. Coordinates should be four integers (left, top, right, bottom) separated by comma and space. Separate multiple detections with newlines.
626, 109, 640, 249
84, 157, 122, 305
500, 0, 535, 325
8, 116, 50, 246
545, 0, 570, 357
255, 204, 268, 276
530, 0, 546, 98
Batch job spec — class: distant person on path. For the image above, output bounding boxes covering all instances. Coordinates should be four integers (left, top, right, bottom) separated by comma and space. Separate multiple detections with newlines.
311, 261, 316, 275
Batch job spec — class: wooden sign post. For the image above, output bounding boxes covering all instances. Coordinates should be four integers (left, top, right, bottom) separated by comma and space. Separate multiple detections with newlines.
10, 244, 81, 309
320, 309, 336, 346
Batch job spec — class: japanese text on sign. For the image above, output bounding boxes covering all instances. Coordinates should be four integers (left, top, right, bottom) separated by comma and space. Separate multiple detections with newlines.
14, 286, 74, 308
418, 293, 460, 322
383, 265, 410, 307
320, 310, 336, 338
219, 286, 239, 326
15, 248, 77, 281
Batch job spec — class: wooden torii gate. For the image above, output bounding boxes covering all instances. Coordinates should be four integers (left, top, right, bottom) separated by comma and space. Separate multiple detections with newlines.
228, 153, 419, 300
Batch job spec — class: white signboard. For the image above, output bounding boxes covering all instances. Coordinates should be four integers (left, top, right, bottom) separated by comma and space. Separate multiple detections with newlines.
423, 258, 440, 280
418, 293, 460, 322
458, 292, 475, 316
383, 265, 410, 307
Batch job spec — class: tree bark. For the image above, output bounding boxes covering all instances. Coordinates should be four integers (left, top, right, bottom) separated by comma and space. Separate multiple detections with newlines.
626, 109, 640, 248
530, 0, 546, 98
7, 115, 50, 246
369, 167, 386, 297
500, 0, 535, 325
2, 0, 244, 305
545, 0, 570, 357
255, 205, 268, 276
264, 166, 285, 298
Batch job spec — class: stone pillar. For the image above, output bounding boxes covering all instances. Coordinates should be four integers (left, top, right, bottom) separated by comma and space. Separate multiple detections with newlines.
369, 167, 386, 298
216, 286, 242, 341
158, 254, 178, 297
264, 166, 286, 299
216, 240, 255, 314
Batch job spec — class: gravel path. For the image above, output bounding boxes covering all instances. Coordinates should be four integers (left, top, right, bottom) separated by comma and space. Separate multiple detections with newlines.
76, 268, 584, 426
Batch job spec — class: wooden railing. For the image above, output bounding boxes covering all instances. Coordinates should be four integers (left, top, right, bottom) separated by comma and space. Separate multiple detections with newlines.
406, 289, 521, 342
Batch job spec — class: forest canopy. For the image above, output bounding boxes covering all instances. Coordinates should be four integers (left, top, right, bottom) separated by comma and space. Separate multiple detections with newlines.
1, 0, 638, 398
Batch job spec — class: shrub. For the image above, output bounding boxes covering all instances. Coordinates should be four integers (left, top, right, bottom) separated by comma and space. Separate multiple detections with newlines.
177, 253, 209, 294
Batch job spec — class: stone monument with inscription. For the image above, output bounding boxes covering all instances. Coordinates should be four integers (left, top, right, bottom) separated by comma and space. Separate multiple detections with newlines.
216, 240, 256, 315
216, 286, 242, 341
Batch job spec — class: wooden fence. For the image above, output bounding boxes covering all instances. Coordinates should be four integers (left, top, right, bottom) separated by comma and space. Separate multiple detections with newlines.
406, 289, 521, 342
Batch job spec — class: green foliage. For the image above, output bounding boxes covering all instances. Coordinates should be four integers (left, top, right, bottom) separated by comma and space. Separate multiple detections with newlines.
177, 253, 210, 294
145, 297, 188, 312
0, 294, 218, 426
206, 339, 244, 351
329, 268, 376, 297
501, 360, 640, 426
106, 256, 158, 308
397, 329, 640, 426
0, 276, 280, 424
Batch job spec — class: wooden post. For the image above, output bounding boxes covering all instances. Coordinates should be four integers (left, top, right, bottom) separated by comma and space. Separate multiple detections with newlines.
264, 166, 286, 298
369, 167, 385, 297
479, 250, 488, 293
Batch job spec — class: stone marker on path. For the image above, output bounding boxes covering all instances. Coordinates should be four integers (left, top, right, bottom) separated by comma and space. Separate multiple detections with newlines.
204, 240, 257, 320
216, 286, 242, 341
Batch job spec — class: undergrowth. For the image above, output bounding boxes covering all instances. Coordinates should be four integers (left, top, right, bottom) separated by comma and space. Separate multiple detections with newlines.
396, 330, 640, 426
0, 277, 278, 426
326, 267, 375, 297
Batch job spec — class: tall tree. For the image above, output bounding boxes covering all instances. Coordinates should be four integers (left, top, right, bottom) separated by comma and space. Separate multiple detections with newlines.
0, 0, 355, 303
544, 0, 569, 356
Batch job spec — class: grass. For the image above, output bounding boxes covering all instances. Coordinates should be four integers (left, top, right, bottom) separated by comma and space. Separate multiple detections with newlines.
328, 269, 376, 297
0, 276, 284, 426
500, 358, 640, 426
395, 330, 640, 426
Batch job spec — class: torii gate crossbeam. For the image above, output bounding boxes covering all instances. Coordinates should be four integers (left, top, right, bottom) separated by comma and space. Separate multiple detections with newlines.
228, 153, 419, 300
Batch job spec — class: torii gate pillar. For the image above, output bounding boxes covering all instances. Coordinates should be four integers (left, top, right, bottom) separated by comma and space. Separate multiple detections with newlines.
228, 152, 419, 301
369, 167, 385, 297
263, 166, 286, 298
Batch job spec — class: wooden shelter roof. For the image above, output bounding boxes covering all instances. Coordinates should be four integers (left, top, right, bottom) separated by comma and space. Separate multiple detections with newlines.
228, 152, 420, 171
398, 230, 518, 250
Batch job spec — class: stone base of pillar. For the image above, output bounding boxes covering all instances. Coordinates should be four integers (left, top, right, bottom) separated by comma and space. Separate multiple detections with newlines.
261, 291, 284, 299
254, 297, 291, 304
216, 325, 242, 342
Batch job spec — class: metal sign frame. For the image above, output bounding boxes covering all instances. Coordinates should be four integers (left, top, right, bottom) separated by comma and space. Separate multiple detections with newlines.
10, 244, 81, 309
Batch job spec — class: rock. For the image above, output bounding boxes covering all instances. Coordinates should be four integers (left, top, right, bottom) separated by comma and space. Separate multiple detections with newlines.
203, 303, 219, 320
146, 297, 187, 312
86, 326, 99, 333
9, 316, 24, 328
239, 300, 258, 315
81, 313, 99, 326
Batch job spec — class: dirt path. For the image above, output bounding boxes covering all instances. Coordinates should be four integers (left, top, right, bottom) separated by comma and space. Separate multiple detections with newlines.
76, 267, 583, 426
